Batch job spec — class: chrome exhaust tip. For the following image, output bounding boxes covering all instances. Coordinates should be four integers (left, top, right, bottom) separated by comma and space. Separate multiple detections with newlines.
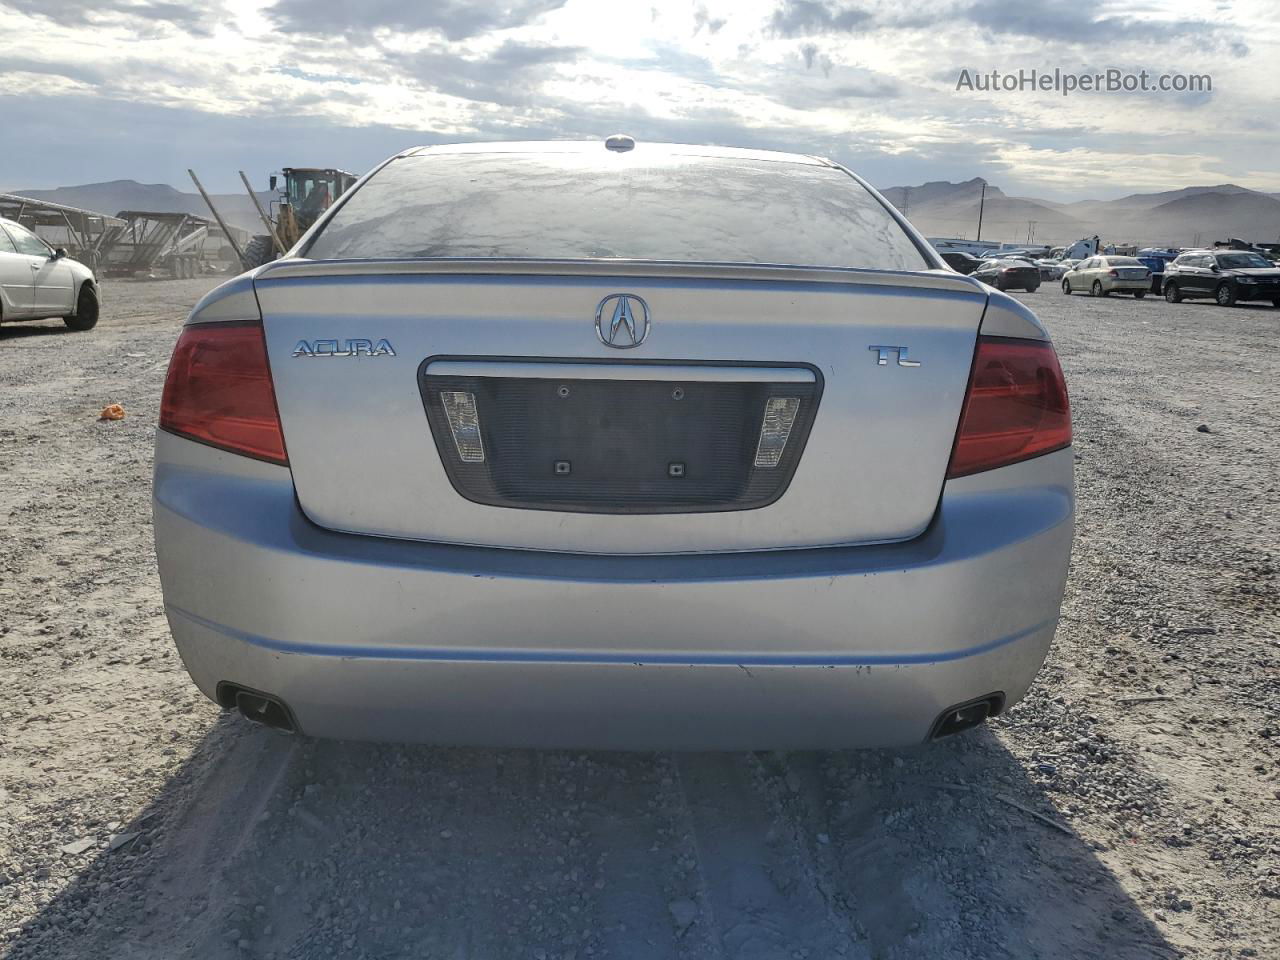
928, 693, 1005, 741
216, 682, 298, 734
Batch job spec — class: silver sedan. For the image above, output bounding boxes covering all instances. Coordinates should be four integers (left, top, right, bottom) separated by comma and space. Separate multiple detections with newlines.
153, 139, 1073, 750
1062, 255, 1150, 297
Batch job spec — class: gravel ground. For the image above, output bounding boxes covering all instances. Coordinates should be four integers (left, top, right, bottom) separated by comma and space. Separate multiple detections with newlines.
1, 277, 1277, 960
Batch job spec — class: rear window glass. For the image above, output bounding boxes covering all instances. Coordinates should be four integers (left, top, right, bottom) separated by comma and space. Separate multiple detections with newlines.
303, 152, 931, 271
1105, 257, 1141, 265
1217, 253, 1272, 268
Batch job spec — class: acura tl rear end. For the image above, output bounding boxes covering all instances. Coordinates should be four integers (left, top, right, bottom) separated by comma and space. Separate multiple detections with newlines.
153, 140, 1073, 749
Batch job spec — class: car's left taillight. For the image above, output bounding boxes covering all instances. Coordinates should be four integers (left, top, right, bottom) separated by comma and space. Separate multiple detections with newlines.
159, 321, 288, 465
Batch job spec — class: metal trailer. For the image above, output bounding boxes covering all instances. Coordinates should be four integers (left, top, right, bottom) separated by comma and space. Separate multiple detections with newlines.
0, 193, 125, 271
207, 222, 252, 267
99, 211, 218, 279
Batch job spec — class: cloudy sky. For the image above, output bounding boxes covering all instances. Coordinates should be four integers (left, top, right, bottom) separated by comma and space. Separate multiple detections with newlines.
1, 0, 1277, 200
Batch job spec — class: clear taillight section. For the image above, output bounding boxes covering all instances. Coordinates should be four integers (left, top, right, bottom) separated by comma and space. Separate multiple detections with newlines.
159, 321, 288, 465
946, 336, 1071, 478
440, 391, 485, 462
754, 396, 801, 468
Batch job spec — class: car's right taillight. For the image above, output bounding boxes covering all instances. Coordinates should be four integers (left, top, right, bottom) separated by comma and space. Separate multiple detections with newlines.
159, 321, 288, 465
946, 335, 1071, 478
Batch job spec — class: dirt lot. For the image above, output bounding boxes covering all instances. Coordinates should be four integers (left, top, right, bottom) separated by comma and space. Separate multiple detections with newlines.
1, 277, 1277, 960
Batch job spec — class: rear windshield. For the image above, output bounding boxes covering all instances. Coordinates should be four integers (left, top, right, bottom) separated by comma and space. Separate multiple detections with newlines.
1105, 257, 1141, 265
1217, 253, 1273, 268
303, 152, 931, 271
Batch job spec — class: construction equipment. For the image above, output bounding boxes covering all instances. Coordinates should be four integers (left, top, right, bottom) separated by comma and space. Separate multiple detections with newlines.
189, 166, 356, 270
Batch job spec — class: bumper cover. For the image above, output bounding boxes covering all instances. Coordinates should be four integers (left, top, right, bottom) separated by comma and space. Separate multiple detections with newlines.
154, 434, 1073, 749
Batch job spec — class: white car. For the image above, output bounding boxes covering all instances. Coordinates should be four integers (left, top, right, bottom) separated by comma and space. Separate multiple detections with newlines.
0, 216, 99, 330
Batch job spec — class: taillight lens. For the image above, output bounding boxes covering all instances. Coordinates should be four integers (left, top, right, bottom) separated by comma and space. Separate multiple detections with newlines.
1108, 269, 1119, 277
946, 336, 1071, 478
160, 321, 288, 465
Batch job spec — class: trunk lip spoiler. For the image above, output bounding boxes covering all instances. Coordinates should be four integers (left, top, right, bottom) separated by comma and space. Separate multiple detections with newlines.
252, 256, 988, 295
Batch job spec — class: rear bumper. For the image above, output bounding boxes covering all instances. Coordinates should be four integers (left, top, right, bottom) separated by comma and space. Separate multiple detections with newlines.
153, 433, 1073, 750
1103, 278, 1149, 292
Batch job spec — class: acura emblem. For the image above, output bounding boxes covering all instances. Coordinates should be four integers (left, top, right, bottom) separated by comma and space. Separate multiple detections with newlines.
595, 294, 650, 348
293, 338, 396, 358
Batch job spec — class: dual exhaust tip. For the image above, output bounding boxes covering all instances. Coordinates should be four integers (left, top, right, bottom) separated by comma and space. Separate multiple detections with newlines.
215, 682, 297, 734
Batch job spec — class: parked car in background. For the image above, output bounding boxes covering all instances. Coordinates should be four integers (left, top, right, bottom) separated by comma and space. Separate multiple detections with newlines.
1135, 248, 1180, 294
940, 250, 983, 275
1162, 250, 1280, 307
152, 138, 1073, 749
1035, 258, 1070, 281
972, 258, 1041, 292
0, 217, 99, 330
1061, 256, 1149, 297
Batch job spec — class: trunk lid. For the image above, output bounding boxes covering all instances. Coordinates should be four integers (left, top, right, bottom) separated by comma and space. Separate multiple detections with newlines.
255, 260, 988, 554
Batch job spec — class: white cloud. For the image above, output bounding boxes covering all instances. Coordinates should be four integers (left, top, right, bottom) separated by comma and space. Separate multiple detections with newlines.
0, 0, 1277, 199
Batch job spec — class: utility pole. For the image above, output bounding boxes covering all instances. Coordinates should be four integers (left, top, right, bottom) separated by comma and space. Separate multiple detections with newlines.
976, 180, 987, 242
1026, 220, 1037, 244
902, 187, 910, 217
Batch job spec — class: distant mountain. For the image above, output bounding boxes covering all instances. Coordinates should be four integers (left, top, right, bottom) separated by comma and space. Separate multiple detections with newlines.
882, 179, 1280, 248
6, 179, 272, 234
881, 179, 1081, 246
879, 177, 1005, 211
1103, 184, 1254, 208
1143, 192, 1280, 245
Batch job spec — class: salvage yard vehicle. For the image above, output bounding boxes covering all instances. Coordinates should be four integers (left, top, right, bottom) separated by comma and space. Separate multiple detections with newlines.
1061, 255, 1149, 297
0, 216, 99, 330
971, 257, 1041, 292
1135, 247, 1180, 295
1034, 258, 1070, 282
1161, 250, 1280, 307
939, 250, 983, 274
153, 139, 1073, 750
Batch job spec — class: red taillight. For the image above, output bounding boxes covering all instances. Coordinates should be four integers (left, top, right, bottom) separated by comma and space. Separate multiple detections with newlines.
946, 336, 1071, 478
159, 321, 288, 465
1108, 269, 1119, 277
